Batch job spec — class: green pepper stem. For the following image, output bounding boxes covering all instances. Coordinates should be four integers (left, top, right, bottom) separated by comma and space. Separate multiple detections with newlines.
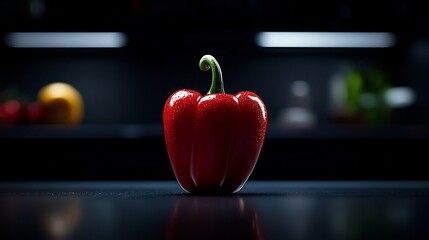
199, 55, 225, 94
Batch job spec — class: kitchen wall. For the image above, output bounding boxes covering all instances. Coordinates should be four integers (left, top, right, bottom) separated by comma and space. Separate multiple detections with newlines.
1, 1, 428, 180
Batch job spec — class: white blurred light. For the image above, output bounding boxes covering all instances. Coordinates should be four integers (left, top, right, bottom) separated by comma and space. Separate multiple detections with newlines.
384, 87, 415, 108
256, 32, 396, 48
291, 80, 309, 97
4, 32, 127, 48
277, 107, 316, 128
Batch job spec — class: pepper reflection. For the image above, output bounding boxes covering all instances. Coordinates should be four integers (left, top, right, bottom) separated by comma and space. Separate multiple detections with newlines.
166, 196, 265, 240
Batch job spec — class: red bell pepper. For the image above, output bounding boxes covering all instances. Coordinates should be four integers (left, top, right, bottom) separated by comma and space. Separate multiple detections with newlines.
163, 55, 268, 193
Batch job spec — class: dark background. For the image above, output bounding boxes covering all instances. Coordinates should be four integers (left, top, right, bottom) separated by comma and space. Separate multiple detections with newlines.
1, 0, 429, 181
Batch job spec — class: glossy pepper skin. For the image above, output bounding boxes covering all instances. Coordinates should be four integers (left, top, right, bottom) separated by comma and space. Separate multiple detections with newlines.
163, 55, 268, 194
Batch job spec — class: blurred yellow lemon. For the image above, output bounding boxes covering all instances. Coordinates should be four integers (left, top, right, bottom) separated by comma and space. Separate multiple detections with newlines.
37, 82, 84, 124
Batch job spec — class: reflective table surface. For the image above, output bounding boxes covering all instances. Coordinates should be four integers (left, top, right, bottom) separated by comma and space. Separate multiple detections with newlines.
1, 181, 429, 240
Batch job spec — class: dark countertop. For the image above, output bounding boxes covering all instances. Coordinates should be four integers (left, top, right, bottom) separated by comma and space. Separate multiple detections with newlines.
1, 181, 429, 240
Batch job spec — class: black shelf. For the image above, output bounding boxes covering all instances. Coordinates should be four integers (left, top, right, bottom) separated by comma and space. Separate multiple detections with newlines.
1, 124, 428, 181
1, 123, 428, 139
0, 124, 164, 139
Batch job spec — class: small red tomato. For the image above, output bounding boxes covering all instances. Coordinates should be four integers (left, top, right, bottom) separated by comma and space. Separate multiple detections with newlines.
0, 100, 22, 125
